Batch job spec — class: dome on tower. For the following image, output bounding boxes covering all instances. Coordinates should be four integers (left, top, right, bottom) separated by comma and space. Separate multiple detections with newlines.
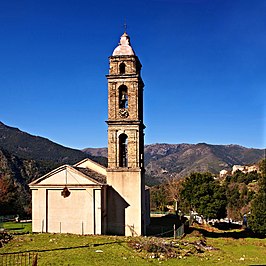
112, 32, 135, 56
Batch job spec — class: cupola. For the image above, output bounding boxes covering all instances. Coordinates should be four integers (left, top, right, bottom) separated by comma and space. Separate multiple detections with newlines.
112, 32, 135, 56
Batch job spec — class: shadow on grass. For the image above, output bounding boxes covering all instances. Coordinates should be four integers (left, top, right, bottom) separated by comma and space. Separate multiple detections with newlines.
4, 227, 25, 231
147, 214, 184, 237
189, 226, 266, 239
1, 241, 124, 255
147, 215, 266, 239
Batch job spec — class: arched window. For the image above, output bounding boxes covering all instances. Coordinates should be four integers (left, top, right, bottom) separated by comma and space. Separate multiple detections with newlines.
119, 63, 126, 74
119, 85, 128, 109
119, 133, 128, 167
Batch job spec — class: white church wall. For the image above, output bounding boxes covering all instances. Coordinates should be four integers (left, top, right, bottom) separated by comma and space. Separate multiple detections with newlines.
94, 189, 102, 234
31, 189, 47, 233
31, 186, 103, 235
47, 189, 94, 234
39, 167, 96, 186
107, 170, 144, 236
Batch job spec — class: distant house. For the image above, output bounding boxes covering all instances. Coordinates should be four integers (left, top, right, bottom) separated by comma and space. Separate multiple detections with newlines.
219, 169, 229, 178
232, 164, 259, 174
219, 164, 259, 178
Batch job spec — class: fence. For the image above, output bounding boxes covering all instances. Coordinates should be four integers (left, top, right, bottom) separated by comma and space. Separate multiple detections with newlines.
0, 253, 37, 266
152, 223, 185, 238
174, 224, 185, 239
0, 216, 16, 223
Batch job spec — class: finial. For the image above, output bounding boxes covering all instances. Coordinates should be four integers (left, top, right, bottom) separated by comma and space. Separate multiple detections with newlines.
124, 18, 127, 33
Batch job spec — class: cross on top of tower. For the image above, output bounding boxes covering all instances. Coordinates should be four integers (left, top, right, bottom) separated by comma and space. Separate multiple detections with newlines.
124, 20, 127, 33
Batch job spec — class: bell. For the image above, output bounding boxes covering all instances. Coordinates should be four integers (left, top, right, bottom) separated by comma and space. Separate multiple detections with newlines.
121, 94, 126, 101
61, 186, 71, 198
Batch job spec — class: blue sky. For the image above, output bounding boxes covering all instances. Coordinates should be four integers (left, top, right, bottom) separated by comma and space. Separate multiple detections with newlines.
0, 0, 265, 149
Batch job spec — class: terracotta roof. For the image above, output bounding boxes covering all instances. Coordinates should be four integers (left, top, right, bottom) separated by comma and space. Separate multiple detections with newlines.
74, 167, 107, 184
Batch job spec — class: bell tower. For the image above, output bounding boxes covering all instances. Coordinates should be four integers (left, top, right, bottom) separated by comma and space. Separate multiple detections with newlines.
106, 32, 146, 236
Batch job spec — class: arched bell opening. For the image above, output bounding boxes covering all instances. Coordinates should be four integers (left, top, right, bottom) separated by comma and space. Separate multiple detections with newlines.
119, 133, 128, 167
119, 62, 126, 74
119, 85, 128, 109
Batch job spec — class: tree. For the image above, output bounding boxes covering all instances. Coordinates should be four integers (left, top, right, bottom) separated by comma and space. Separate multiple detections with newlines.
248, 172, 266, 235
0, 172, 28, 216
258, 158, 266, 177
180, 172, 227, 220
226, 183, 241, 220
150, 185, 168, 212
163, 176, 183, 211
224, 169, 260, 221
0, 174, 17, 215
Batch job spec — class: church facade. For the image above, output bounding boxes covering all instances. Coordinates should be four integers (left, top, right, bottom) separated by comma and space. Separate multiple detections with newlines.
29, 32, 149, 236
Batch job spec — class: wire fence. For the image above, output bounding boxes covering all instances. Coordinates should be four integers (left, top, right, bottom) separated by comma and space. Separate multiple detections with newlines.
0, 252, 38, 266
103, 221, 186, 239
174, 224, 185, 238
153, 223, 185, 238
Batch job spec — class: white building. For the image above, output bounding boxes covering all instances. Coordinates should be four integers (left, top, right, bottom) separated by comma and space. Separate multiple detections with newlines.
30, 32, 150, 236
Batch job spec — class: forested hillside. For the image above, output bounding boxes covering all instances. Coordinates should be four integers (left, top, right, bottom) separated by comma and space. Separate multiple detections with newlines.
0, 121, 104, 216
0, 121, 264, 216
83, 143, 264, 185
0, 122, 87, 163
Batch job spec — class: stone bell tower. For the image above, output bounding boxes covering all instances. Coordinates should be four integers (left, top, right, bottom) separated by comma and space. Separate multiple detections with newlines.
106, 32, 146, 236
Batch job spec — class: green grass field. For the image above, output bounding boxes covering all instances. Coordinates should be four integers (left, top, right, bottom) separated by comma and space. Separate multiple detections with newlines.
0, 223, 265, 265
1, 221, 32, 234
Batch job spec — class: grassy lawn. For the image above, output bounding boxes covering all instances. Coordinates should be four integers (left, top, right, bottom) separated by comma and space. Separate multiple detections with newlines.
186, 237, 266, 266
0, 225, 265, 265
1, 221, 32, 234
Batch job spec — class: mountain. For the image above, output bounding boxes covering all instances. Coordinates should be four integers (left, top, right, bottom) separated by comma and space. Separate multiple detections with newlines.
0, 121, 106, 216
83, 143, 265, 185
0, 147, 55, 216
0, 121, 264, 215
82, 147, 108, 158
0, 121, 87, 164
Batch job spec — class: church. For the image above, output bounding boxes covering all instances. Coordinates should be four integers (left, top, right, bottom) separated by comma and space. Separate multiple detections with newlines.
29, 32, 150, 236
